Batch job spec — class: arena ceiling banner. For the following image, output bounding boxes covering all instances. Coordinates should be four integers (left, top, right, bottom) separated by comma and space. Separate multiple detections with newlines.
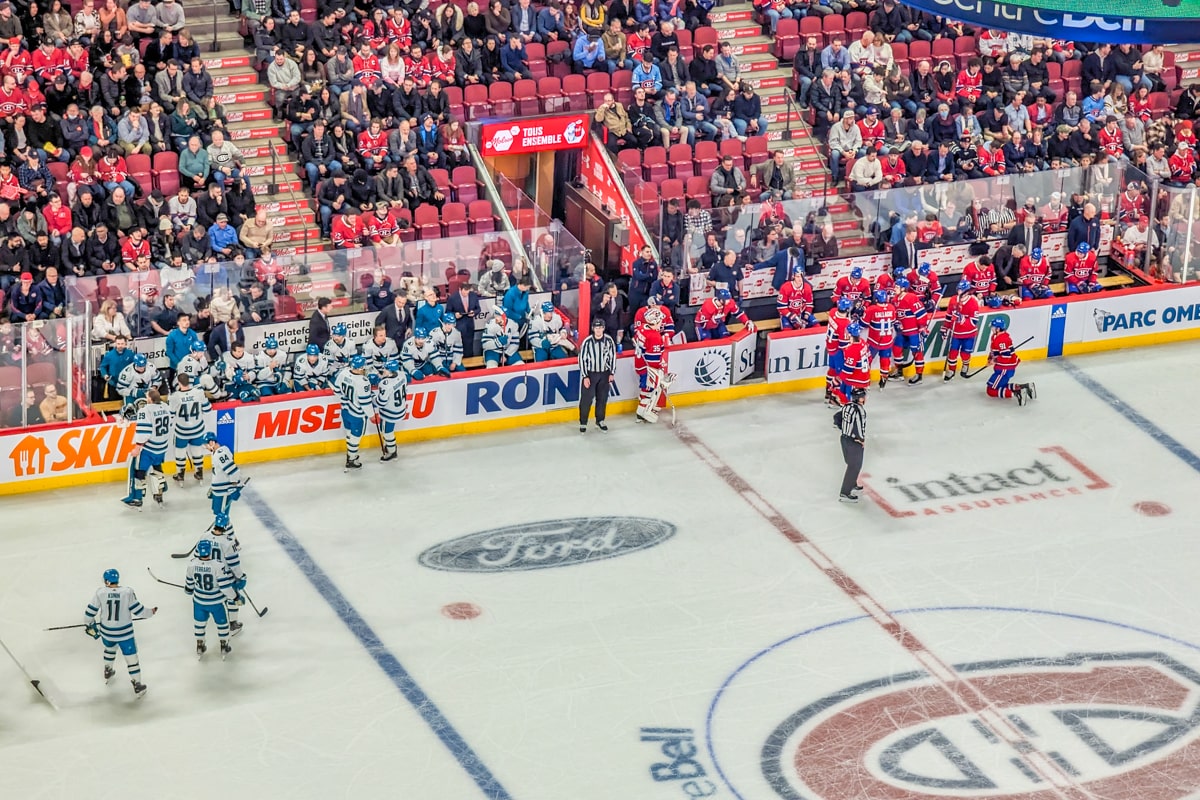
902, 0, 1200, 45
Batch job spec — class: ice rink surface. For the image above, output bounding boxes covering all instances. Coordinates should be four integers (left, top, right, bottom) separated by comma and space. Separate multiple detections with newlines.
2, 343, 1200, 800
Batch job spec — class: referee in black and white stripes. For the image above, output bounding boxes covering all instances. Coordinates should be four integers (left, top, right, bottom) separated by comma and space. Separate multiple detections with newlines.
839, 387, 867, 503
578, 316, 617, 433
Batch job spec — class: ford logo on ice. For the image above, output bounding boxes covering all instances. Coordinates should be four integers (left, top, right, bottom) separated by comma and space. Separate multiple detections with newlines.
418, 517, 676, 572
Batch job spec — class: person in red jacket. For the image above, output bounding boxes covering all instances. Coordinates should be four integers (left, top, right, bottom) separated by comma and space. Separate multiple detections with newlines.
43, 193, 72, 243
1168, 142, 1196, 186
356, 118, 390, 172
330, 207, 364, 249
99, 149, 136, 198
954, 58, 982, 108
976, 140, 1005, 176
942, 279, 980, 381
352, 41, 382, 88
985, 318, 1035, 405
121, 228, 151, 268
1019, 247, 1053, 300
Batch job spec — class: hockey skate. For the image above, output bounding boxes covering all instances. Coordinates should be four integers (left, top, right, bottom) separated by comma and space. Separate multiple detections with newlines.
220, 640, 232, 660
380, 448, 397, 462
1024, 382, 1037, 400
172, 472, 185, 485
908, 374, 923, 385
636, 406, 658, 424
1016, 388, 1027, 407
103, 665, 116, 683
345, 456, 362, 470
121, 496, 143, 509
943, 368, 956, 382
196, 640, 207, 659
153, 492, 164, 505
229, 620, 243, 637
878, 376, 888, 390
596, 421, 608, 432
194, 467, 204, 481
132, 681, 147, 699
839, 493, 860, 503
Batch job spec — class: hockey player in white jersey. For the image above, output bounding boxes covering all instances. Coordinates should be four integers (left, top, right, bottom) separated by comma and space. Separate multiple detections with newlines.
362, 325, 400, 373
293, 344, 333, 391
429, 312, 464, 375
122, 389, 172, 508
185, 540, 239, 659
204, 432, 245, 519
373, 358, 407, 462
528, 301, 573, 362
252, 336, 291, 395
219, 342, 260, 402
324, 322, 358, 365
199, 513, 247, 636
116, 353, 159, 410
482, 307, 522, 367
173, 340, 210, 391
331, 354, 372, 469
84, 569, 157, 697
400, 327, 438, 381
170, 373, 212, 484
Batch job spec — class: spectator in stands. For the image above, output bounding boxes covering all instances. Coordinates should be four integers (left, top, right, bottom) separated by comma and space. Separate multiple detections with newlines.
709, 154, 746, 208
808, 69, 843, 139
732, 81, 766, 138
821, 37, 849, 74
828, 110, 861, 185
400, 154, 444, 210
8, 272, 43, 321
848, 148, 883, 192
239, 210, 275, 259
680, 81, 715, 141
241, 282, 275, 326
573, 31, 604, 72
268, 50, 301, 120
500, 35, 530, 81
8, 390, 45, 426
537, 1, 568, 42
650, 20, 679, 62
37, 267, 66, 318
660, 47, 689, 96
755, 150, 798, 202
1081, 44, 1116, 95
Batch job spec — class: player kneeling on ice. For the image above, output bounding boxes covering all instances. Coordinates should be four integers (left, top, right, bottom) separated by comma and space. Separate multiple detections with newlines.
429, 312, 464, 375
186, 540, 239, 660
482, 307, 522, 367
252, 336, 291, 395
116, 352, 158, 413
985, 318, 1036, 406
332, 355, 372, 469
777, 270, 817, 330
696, 288, 754, 341
202, 514, 248, 636
293, 344, 334, 391
171, 373, 213, 484
1064, 242, 1101, 294
122, 389, 171, 508
219, 343, 260, 402
324, 322, 358, 366
636, 307, 672, 423
205, 433, 245, 517
84, 569, 156, 697
401, 327, 438, 380
373, 358, 407, 462
1019, 247, 1054, 301
529, 301, 574, 361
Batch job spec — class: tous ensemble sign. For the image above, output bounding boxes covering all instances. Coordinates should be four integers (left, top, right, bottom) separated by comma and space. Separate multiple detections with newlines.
418, 517, 675, 572
479, 114, 590, 156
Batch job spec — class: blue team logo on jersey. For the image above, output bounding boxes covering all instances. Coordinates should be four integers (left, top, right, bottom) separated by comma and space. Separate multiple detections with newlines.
418, 517, 676, 573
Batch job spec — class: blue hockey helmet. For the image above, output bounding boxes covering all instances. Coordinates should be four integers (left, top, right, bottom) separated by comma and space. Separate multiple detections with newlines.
196, 540, 213, 558
541, 301, 555, 314
850, 266, 863, 279
846, 322, 863, 339
191, 340, 206, 352
413, 327, 428, 339
133, 353, 148, 368
992, 317, 1008, 330
103, 568, 119, 584
873, 290, 888, 304
441, 312, 455, 326
957, 279, 971, 294
715, 288, 731, 300
1031, 247, 1042, 261
1076, 242, 1090, 255
204, 432, 217, 444
306, 343, 320, 356
368, 372, 381, 387
213, 512, 230, 531
895, 277, 910, 290
918, 262, 931, 276
350, 355, 367, 370
384, 359, 400, 374
263, 336, 279, 350
836, 297, 853, 313
332, 323, 348, 337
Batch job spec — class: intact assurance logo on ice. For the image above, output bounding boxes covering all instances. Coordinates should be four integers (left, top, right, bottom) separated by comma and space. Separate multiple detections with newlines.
862, 446, 1109, 518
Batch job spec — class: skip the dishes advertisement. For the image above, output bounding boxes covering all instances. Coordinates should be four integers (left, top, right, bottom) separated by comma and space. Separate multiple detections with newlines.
6, 283, 1200, 492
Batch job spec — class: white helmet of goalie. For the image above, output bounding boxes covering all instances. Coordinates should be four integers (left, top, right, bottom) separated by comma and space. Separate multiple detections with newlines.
644, 307, 665, 327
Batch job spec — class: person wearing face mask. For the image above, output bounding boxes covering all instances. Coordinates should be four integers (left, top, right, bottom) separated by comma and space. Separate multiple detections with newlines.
928, 102, 956, 144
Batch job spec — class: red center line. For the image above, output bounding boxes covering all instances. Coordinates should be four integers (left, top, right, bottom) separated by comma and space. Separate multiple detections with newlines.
672, 422, 1097, 800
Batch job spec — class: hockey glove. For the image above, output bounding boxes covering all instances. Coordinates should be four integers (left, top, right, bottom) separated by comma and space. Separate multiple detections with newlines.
230, 488, 243, 502
229, 593, 245, 606
84, 623, 100, 640
371, 414, 381, 426
233, 577, 247, 591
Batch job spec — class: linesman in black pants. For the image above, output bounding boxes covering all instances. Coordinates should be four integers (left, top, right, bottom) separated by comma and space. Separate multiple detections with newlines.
578, 316, 617, 433
838, 387, 867, 503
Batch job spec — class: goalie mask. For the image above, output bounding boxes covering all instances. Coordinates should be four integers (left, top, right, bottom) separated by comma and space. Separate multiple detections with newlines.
643, 307, 665, 327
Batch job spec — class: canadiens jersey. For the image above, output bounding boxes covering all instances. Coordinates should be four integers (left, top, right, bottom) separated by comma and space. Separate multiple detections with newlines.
1064, 252, 1097, 282
990, 330, 1019, 370
945, 294, 982, 338
85, 585, 152, 642
362, 211, 401, 243
1020, 256, 1050, 287
833, 276, 870, 304
640, 327, 668, 369
826, 312, 852, 353
962, 261, 995, 294
777, 280, 812, 318
861, 302, 897, 347
894, 292, 927, 335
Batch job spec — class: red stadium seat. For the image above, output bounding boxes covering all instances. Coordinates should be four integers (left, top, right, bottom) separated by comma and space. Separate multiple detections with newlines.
562, 73, 586, 110
538, 77, 565, 113
451, 166, 478, 203
642, 146, 669, 183
395, 207, 415, 242
467, 200, 495, 233
414, 204, 441, 239
429, 168, 451, 197
26, 362, 57, 392
463, 84, 490, 120
775, 18, 800, 61
908, 40, 931, 67
612, 69, 633, 106
441, 202, 468, 237
273, 294, 300, 322
744, 136, 769, 169
513, 79, 539, 115
659, 178, 684, 202
668, 143, 696, 180
693, 140, 719, 175
547, 40, 570, 77
685, 175, 710, 207
585, 72, 610, 108
127, 154, 152, 197
719, 138, 744, 163
488, 81, 513, 117
443, 85, 464, 119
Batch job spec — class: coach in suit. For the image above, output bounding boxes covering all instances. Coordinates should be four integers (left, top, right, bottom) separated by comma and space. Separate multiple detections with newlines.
890, 225, 925, 273
375, 292, 414, 350
1007, 215, 1044, 254
447, 281, 482, 358
753, 245, 806, 291
308, 297, 332, 348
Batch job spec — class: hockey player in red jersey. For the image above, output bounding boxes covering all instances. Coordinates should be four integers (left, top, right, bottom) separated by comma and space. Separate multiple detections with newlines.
776, 271, 816, 330
873, 267, 899, 300
825, 297, 854, 405
636, 307, 672, 424
696, 288, 753, 340
1064, 242, 1101, 294
943, 279, 981, 382
962, 255, 996, 296
633, 297, 675, 391
906, 262, 942, 314
1019, 247, 1053, 300
839, 323, 871, 400
861, 290, 897, 388
833, 266, 870, 316
891, 278, 928, 384
985, 318, 1035, 405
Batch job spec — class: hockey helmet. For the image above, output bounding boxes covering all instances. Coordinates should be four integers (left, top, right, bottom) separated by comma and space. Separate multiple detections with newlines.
441, 312, 455, 326
992, 317, 1008, 331
957, 279, 971, 294
191, 340, 206, 352
103, 568, 119, 584
644, 307, 665, 326
133, 353, 148, 368
850, 387, 868, 399
263, 336, 279, 351
306, 343, 320, 356
836, 297, 853, 313
541, 301, 555, 314
846, 322, 863, 339
895, 277, 910, 290
204, 432, 217, 444
1031, 247, 1042, 261
332, 323, 348, 337
350, 354, 366, 370
413, 327, 428, 340
384, 359, 400, 375
850, 266, 863, 279
195, 540, 213, 559
918, 262, 931, 276
715, 288, 732, 300
368, 372, 381, 387
213, 512, 230, 531
873, 290, 888, 304
1076, 242, 1090, 255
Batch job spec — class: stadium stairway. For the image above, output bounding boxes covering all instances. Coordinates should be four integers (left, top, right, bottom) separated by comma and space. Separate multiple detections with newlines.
184, 0, 319, 256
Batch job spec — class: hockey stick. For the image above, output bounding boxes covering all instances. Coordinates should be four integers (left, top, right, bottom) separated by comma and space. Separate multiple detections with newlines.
0, 636, 56, 708
241, 590, 269, 618
146, 566, 186, 590
962, 336, 1034, 379
44, 624, 89, 631
171, 545, 196, 559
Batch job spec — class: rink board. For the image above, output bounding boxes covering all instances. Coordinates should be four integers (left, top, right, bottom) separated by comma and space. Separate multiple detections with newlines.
6, 283, 1200, 494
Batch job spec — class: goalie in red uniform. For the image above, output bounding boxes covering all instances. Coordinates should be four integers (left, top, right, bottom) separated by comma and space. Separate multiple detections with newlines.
696, 288, 753, 340
636, 307, 672, 424
776, 270, 816, 330
633, 297, 675, 391
1064, 242, 1101, 294
985, 318, 1036, 405
943, 279, 981, 382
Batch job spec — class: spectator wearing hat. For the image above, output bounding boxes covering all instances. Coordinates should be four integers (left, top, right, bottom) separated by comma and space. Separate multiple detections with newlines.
9, 272, 44, 321
207, 213, 237, 258
828, 110, 861, 184
577, 316, 616, 432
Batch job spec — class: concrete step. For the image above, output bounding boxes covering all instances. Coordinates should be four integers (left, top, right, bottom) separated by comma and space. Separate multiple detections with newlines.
724, 41, 772, 57
251, 178, 303, 195
214, 88, 269, 106
743, 70, 791, 91
709, 7, 753, 24
743, 55, 785, 73
268, 211, 317, 227
272, 242, 332, 257
224, 107, 275, 123
769, 143, 820, 158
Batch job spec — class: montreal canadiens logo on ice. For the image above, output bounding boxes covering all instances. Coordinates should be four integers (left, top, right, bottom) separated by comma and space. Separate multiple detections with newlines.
418, 517, 675, 572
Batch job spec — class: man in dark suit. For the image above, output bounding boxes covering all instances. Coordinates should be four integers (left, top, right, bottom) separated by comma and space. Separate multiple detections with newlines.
752, 245, 805, 292
891, 225, 924, 273
207, 317, 244, 361
447, 280, 482, 358
308, 296, 331, 348
1007, 214, 1043, 254
375, 291, 414, 350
